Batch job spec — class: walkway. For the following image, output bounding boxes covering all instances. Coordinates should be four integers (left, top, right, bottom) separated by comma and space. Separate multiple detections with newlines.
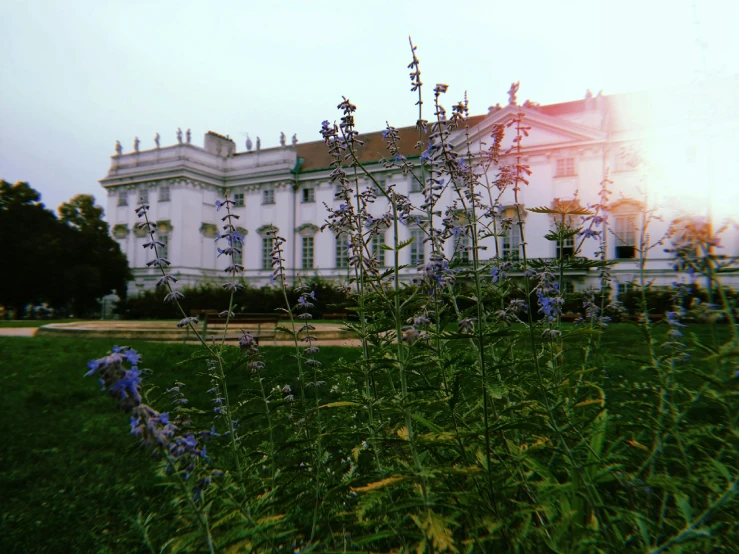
0, 328, 37, 337
24, 320, 362, 347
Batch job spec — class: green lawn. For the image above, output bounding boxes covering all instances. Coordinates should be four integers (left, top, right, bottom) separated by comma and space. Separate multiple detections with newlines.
0, 337, 360, 553
0, 324, 731, 553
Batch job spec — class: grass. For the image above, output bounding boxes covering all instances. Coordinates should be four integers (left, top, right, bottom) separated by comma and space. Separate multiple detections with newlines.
0, 336, 360, 553
0, 324, 731, 553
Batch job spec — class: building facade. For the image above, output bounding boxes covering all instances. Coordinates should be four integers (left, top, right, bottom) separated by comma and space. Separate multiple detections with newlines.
101, 81, 739, 296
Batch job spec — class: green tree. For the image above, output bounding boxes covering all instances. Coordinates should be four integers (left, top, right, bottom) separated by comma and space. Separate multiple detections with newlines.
58, 194, 107, 234
0, 181, 131, 318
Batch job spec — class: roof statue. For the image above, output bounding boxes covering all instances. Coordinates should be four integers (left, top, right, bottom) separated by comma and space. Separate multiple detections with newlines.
176, 127, 183, 144
585, 89, 594, 99
115, 140, 122, 155
280, 132, 286, 147
508, 82, 520, 105
186, 128, 191, 144
256, 136, 261, 151
154, 132, 160, 148
292, 133, 298, 146
246, 134, 253, 151
133, 137, 140, 152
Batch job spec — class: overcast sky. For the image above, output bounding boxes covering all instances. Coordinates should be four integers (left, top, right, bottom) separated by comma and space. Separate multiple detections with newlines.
1, 0, 736, 214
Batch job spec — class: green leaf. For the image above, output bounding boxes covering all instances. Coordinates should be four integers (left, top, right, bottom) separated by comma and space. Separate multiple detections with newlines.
708, 458, 733, 484
588, 410, 608, 463
411, 413, 445, 433
396, 237, 415, 250
276, 325, 296, 336
675, 493, 693, 524
635, 515, 652, 548
319, 401, 361, 409
488, 383, 506, 400
352, 531, 401, 545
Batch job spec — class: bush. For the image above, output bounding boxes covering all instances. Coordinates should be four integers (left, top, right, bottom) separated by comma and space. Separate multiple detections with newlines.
118, 278, 351, 319
617, 282, 710, 316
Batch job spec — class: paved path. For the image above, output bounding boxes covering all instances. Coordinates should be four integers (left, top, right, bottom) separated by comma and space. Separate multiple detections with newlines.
0, 328, 37, 337
6, 321, 363, 347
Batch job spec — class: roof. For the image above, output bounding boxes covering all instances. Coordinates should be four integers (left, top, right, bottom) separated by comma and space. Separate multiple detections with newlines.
296, 114, 486, 172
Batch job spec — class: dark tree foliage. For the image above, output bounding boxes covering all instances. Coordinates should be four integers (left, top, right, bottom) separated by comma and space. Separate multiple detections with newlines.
0, 182, 131, 318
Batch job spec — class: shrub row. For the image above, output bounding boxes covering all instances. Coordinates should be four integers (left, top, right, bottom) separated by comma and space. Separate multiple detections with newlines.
117, 278, 352, 319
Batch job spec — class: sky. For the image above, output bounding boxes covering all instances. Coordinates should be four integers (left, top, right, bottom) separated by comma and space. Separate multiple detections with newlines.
1, 0, 737, 214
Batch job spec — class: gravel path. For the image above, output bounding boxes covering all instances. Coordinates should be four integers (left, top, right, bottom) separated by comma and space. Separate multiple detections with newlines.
0, 328, 37, 337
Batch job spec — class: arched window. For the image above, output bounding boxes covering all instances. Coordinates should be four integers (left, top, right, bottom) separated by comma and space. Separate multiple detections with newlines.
499, 206, 525, 261
609, 199, 644, 260
296, 224, 319, 270
257, 225, 279, 270
335, 233, 350, 269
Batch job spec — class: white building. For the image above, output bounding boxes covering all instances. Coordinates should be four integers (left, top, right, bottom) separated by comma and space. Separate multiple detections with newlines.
101, 80, 739, 296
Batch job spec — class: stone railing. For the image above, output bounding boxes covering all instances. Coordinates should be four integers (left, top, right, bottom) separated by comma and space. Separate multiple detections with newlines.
108, 144, 297, 178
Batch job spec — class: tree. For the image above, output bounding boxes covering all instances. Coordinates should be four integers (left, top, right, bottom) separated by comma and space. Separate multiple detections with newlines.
0, 181, 131, 318
58, 194, 108, 234
0, 181, 64, 317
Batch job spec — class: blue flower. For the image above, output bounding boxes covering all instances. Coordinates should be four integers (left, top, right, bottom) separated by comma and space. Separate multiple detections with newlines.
537, 290, 563, 319
490, 267, 506, 283
86, 359, 101, 376
123, 349, 141, 365
580, 228, 600, 239
163, 290, 185, 303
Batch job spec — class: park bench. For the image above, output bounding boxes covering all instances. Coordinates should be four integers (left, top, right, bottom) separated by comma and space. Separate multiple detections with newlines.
189, 310, 281, 344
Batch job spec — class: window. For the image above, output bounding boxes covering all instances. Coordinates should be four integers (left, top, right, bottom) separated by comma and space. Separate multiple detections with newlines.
371, 231, 386, 267
158, 234, 169, 260
502, 225, 521, 260
410, 228, 425, 265
615, 154, 636, 172
455, 232, 472, 264
302, 236, 314, 269
373, 178, 386, 195
615, 215, 637, 259
555, 157, 576, 177
159, 187, 170, 202
117, 191, 128, 207
409, 171, 423, 193
563, 280, 575, 293
336, 234, 350, 268
262, 237, 274, 270
556, 236, 574, 258
302, 188, 315, 203
262, 189, 275, 205
234, 193, 245, 207
139, 189, 149, 204
233, 237, 243, 265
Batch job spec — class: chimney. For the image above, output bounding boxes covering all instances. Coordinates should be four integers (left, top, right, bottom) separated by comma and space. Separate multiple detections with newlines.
204, 131, 236, 157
